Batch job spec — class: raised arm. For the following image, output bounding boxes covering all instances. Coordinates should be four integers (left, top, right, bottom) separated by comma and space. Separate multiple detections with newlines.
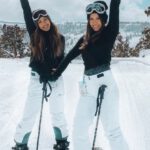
54, 37, 83, 77
107, 0, 121, 39
20, 0, 36, 36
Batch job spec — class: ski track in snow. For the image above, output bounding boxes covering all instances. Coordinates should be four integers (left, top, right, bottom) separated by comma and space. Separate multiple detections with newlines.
0, 58, 150, 150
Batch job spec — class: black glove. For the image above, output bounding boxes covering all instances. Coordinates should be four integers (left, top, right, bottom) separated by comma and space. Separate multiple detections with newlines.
47, 73, 60, 82
39, 72, 61, 83
39, 74, 49, 83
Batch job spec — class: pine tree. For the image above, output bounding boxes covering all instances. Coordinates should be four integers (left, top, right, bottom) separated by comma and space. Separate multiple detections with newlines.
112, 33, 131, 57
145, 6, 150, 16
0, 24, 26, 58
135, 6, 150, 56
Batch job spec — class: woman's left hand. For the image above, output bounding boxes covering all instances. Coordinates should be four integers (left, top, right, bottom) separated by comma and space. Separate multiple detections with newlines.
47, 68, 60, 81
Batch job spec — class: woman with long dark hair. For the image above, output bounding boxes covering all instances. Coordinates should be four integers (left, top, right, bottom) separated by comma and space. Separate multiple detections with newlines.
12, 0, 69, 150
51, 0, 129, 149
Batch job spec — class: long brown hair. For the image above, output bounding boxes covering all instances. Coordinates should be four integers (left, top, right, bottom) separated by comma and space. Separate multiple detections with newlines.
31, 16, 63, 61
79, 16, 104, 50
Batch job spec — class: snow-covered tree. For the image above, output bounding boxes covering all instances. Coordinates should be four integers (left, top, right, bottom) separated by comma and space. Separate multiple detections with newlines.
135, 6, 150, 55
0, 24, 26, 58
112, 33, 131, 57
145, 6, 150, 16
135, 27, 150, 50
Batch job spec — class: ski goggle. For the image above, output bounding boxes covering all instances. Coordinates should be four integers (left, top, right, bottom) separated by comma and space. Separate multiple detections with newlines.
32, 9, 48, 21
86, 3, 106, 15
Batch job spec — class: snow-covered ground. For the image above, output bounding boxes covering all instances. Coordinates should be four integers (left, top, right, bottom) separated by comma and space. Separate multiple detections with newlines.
0, 57, 150, 150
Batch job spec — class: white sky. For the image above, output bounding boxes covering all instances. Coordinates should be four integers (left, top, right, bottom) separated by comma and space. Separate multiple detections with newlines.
0, 0, 149, 23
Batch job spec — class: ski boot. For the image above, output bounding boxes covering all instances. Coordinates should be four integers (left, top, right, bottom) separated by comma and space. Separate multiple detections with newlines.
53, 139, 69, 150
12, 144, 29, 150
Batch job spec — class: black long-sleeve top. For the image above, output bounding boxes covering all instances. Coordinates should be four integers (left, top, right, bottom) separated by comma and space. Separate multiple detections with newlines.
20, 0, 65, 75
56, 0, 120, 76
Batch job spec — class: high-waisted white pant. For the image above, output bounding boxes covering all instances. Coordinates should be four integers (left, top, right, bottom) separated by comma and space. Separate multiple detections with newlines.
73, 70, 129, 150
14, 71, 68, 144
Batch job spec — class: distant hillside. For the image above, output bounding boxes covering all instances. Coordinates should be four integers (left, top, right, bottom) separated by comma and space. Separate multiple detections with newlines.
0, 21, 150, 34
0, 21, 149, 57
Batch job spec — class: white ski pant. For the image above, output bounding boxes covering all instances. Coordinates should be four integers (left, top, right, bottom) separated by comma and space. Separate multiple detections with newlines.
73, 70, 129, 150
14, 71, 68, 144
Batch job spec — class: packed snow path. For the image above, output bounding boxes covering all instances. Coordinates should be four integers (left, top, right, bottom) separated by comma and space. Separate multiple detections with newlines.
0, 58, 150, 150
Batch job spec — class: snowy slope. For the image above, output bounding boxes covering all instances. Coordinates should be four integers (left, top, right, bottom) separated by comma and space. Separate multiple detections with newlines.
0, 58, 150, 150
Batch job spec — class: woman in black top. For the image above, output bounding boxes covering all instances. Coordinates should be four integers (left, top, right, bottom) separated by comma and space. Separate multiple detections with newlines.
52, 0, 129, 150
12, 0, 69, 150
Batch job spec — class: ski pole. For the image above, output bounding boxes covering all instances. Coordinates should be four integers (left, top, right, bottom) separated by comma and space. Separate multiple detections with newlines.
92, 84, 107, 150
36, 81, 52, 150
